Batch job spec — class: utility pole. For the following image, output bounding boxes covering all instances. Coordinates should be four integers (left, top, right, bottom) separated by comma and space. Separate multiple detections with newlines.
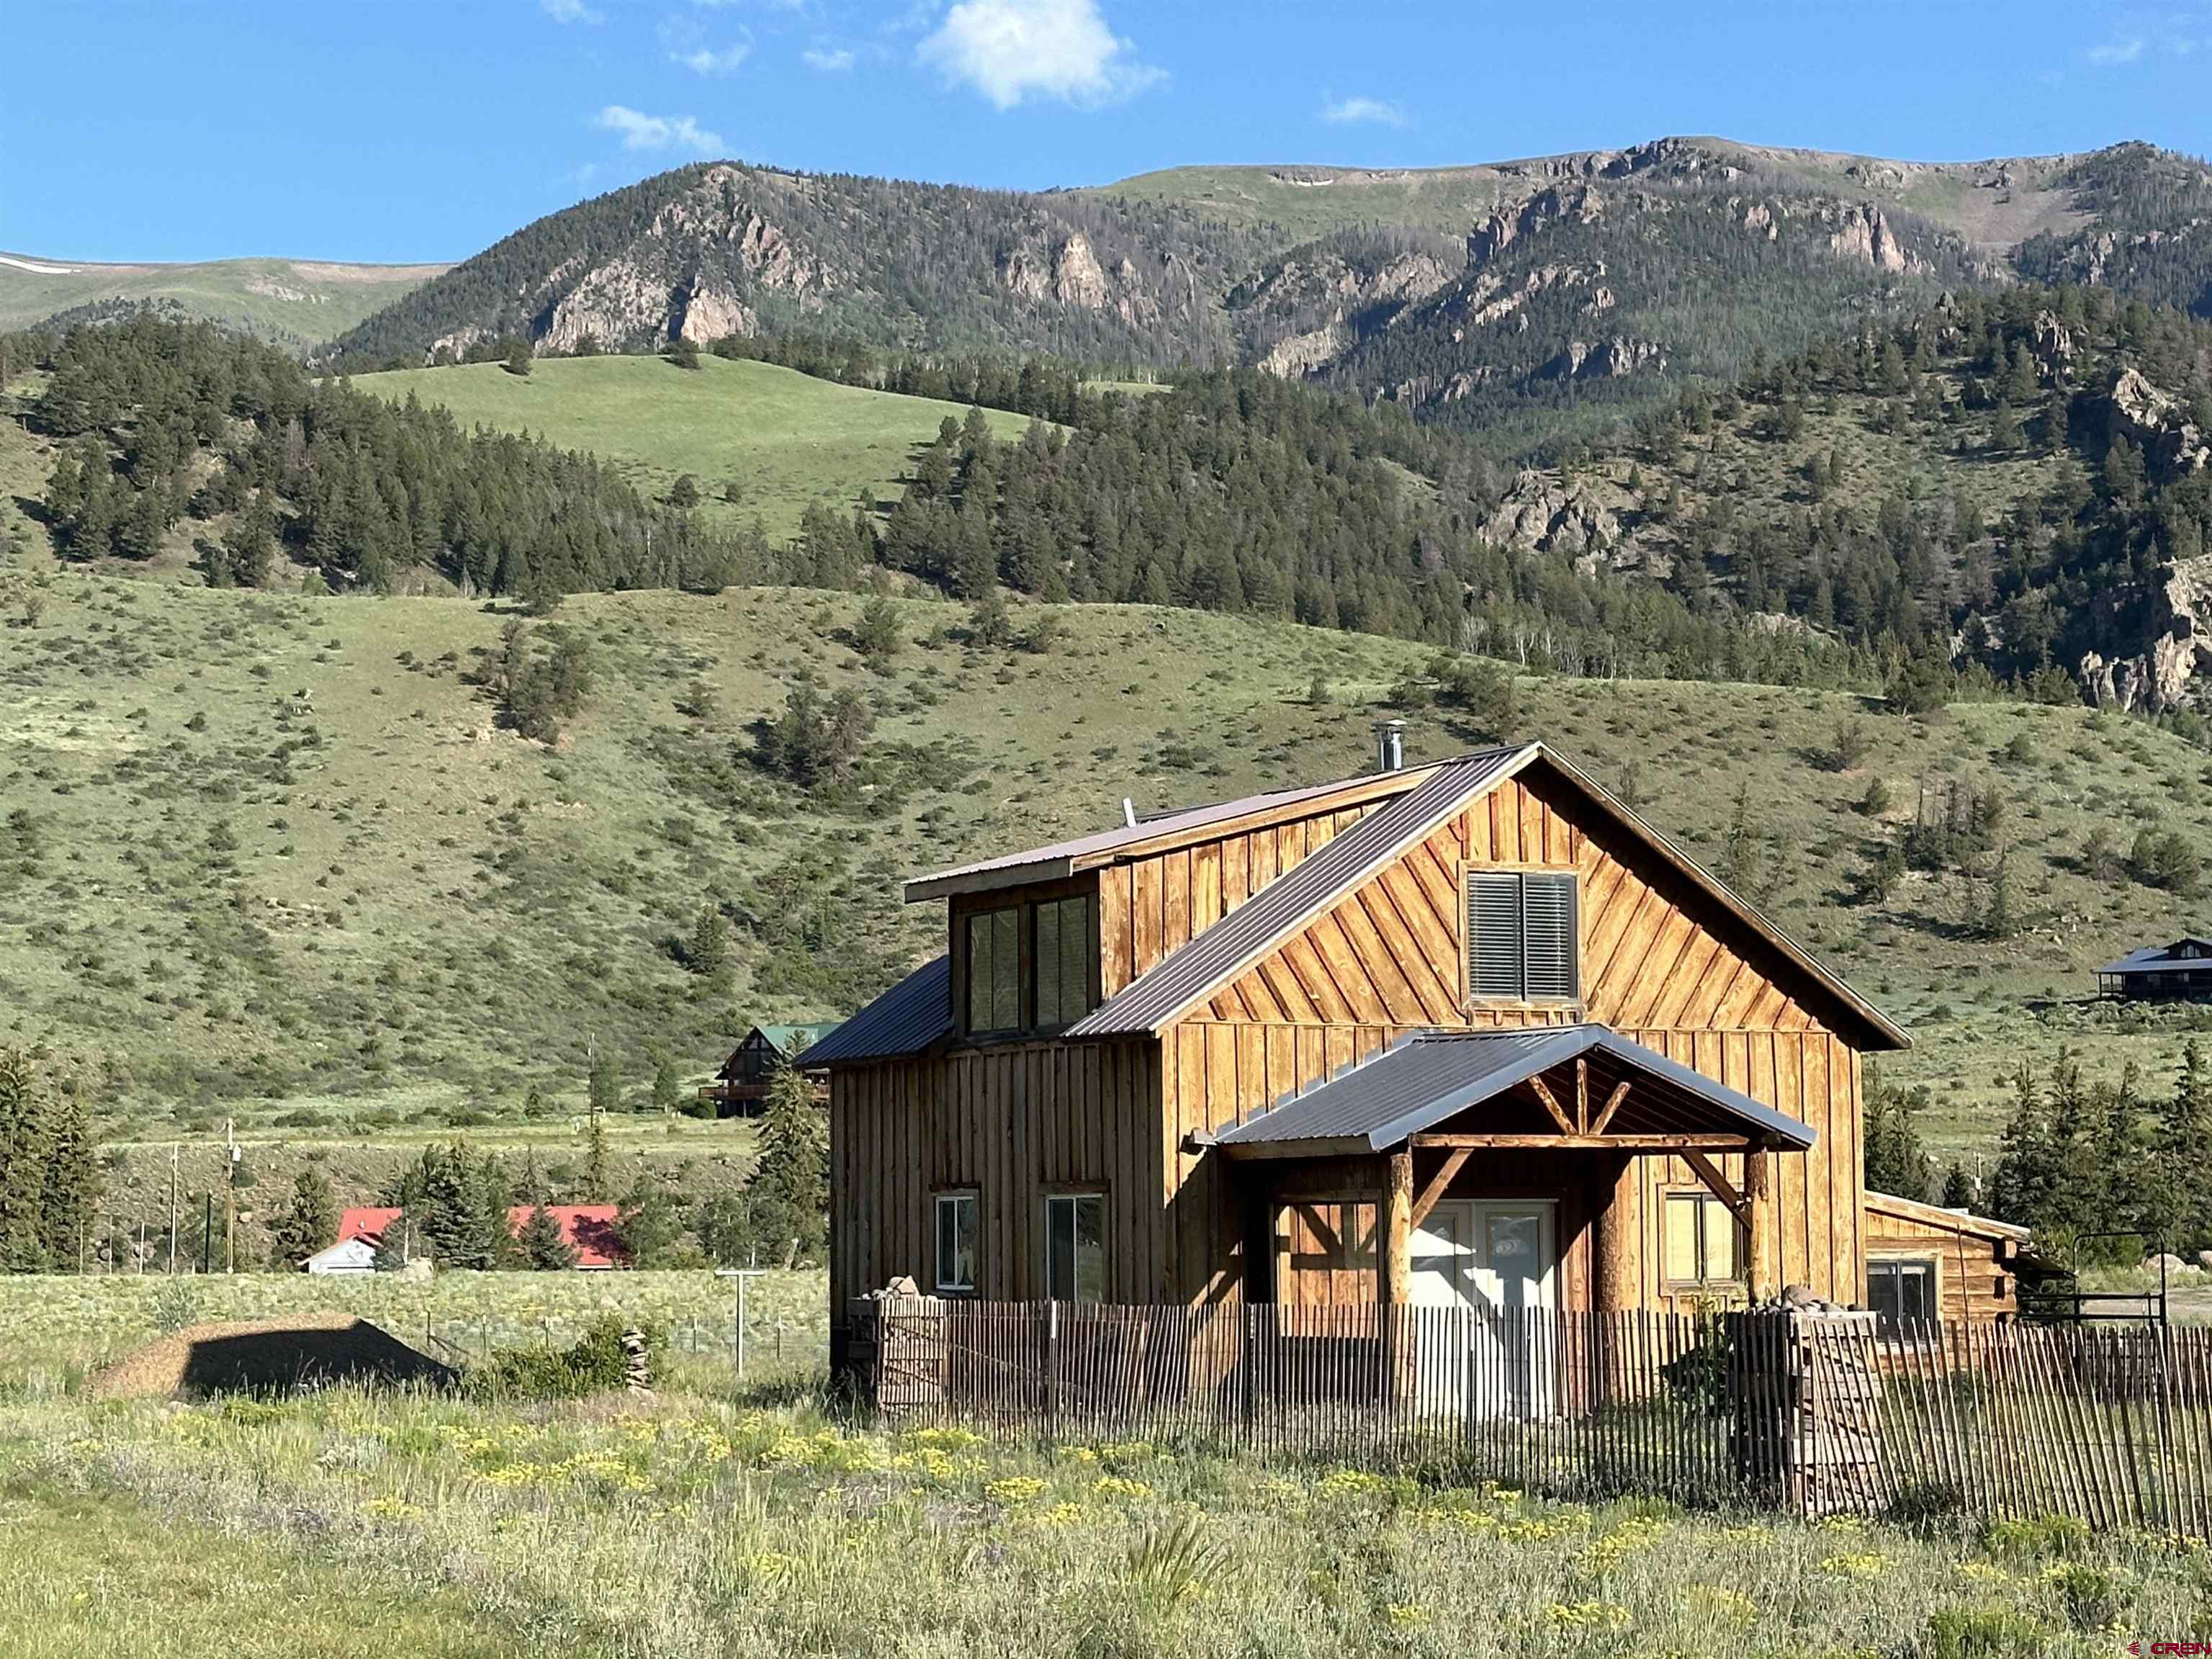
167, 1146, 179, 1274
224, 1117, 238, 1274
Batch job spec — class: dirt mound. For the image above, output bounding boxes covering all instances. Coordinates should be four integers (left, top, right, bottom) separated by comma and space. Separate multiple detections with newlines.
90, 1312, 456, 1400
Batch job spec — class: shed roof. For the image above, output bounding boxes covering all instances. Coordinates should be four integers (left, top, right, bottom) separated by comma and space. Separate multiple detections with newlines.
1210, 1025, 1818, 1154
805, 955, 953, 1068
1863, 1189, 2031, 1244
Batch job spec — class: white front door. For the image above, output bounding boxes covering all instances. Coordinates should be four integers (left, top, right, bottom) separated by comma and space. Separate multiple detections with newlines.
1410, 1199, 1557, 1419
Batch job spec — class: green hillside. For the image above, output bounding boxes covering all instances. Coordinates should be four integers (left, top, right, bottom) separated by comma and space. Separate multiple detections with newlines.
354, 355, 1038, 541
0, 253, 444, 350
6, 570, 2212, 1172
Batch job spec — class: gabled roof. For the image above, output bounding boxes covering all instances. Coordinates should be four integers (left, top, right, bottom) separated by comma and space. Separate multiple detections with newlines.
903, 768, 1444, 902
1208, 1025, 1818, 1154
806, 955, 953, 1068
1066, 742, 1907, 1051
328, 1204, 625, 1267
337, 1206, 401, 1245
752, 1021, 843, 1051
2099, 938, 2212, 975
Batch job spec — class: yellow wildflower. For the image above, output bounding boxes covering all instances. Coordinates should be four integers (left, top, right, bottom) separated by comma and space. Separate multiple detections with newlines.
1546, 1600, 1631, 1631
986, 1476, 1050, 1505
1385, 1604, 1430, 1627
1093, 1475, 1151, 1500
1819, 1552, 1887, 1580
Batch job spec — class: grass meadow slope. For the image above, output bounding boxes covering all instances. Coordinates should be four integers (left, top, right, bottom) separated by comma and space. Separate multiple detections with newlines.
6, 567, 2212, 1176
354, 354, 1038, 541
0, 255, 446, 349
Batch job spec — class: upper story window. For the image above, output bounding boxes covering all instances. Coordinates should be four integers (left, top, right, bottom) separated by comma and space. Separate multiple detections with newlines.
966, 907, 1022, 1034
961, 892, 1097, 1038
1466, 870, 1578, 1002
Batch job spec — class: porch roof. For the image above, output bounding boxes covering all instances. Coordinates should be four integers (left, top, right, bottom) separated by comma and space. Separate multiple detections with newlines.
1207, 1025, 1817, 1156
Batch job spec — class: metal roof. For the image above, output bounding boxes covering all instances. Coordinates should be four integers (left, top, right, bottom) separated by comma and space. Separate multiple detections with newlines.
902, 770, 1439, 900
804, 956, 953, 1068
2099, 940, 2212, 975
1066, 747, 1532, 1038
1210, 1025, 1818, 1152
752, 1022, 844, 1050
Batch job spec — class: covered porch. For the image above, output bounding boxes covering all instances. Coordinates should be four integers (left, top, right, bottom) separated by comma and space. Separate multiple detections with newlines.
1204, 1025, 1820, 1317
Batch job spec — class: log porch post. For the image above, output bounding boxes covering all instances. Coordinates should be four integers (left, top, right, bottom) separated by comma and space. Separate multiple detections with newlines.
1382, 1146, 1413, 1305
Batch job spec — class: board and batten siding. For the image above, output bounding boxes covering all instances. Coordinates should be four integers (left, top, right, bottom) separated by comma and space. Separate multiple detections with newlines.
827, 1039, 1161, 1316
1863, 1195, 2023, 1325
1160, 772, 1867, 1310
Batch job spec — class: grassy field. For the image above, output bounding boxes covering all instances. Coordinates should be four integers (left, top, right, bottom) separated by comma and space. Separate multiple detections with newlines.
352, 355, 1038, 541
0, 1274, 2202, 1656
0, 254, 445, 350
6, 567, 2212, 1172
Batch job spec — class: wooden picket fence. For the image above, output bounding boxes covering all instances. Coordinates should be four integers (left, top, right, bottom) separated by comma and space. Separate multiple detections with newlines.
848, 1298, 2212, 1534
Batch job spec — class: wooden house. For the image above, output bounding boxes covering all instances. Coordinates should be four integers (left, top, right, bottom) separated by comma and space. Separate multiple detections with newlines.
813, 740, 2010, 1369
700, 1022, 841, 1115
2098, 938, 2212, 1001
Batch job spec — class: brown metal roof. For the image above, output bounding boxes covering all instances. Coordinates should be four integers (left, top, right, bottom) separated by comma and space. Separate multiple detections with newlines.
902, 768, 1442, 902
804, 956, 952, 1069
1066, 747, 1532, 1038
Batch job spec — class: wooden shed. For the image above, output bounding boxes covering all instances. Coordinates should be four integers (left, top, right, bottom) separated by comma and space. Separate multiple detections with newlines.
1862, 1190, 2035, 1328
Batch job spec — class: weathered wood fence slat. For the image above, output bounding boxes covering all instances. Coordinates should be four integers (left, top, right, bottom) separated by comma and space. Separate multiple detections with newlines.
847, 1299, 2212, 1535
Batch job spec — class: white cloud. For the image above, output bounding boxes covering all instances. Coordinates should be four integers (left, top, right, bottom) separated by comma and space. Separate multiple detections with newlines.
2088, 33, 2145, 63
594, 106, 728, 156
917, 0, 1162, 109
803, 45, 855, 71
675, 41, 752, 73
1321, 95, 1405, 127
541, 0, 602, 22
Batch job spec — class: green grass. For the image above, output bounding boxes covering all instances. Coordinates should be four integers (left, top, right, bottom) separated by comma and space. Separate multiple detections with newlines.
1, 1275, 2203, 1656
0, 255, 444, 350
7, 569, 2212, 1172
354, 355, 1038, 541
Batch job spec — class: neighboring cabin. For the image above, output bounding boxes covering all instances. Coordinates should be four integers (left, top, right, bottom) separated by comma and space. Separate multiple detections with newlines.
1862, 1190, 2044, 1332
698, 1022, 841, 1116
812, 739, 2038, 1370
302, 1205, 625, 1273
2098, 937, 2212, 1001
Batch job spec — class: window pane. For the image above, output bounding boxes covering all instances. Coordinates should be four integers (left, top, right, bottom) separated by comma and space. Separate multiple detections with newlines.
1663, 1195, 1699, 1282
1868, 1263, 1901, 1337
1899, 1262, 1933, 1331
936, 1195, 976, 1292
1074, 1195, 1105, 1303
1522, 873, 1577, 1000
966, 914, 994, 1033
1046, 1197, 1074, 1300
1704, 1197, 1738, 1280
1035, 901, 1063, 1028
992, 909, 1020, 1030
1060, 899, 1092, 1022
1467, 871, 1523, 999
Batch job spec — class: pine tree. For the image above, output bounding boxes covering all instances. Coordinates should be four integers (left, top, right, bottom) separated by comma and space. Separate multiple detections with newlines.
1990, 1063, 2054, 1229
751, 1061, 827, 1265
269, 1167, 338, 1269
685, 904, 728, 979
518, 1199, 577, 1270
614, 1174, 678, 1268
1941, 1161, 1973, 1210
652, 1052, 683, 1118
1863, 1072, 1934, 1202
0, 1049, 52, 1271
2154, 1040, 2212, 1253
585, 1102, 612, 1201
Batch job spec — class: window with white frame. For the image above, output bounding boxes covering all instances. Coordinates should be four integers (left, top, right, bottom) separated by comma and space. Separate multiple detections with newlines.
1466, 869, 1578, 1002
935, 1191, 978, 1294
1044, 1192, 1106, 1303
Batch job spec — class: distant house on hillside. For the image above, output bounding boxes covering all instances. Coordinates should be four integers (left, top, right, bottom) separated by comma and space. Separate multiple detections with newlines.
303, 1205, 624, 1272
2097, 937, 2212, 1001
700, 1022, 841, 1116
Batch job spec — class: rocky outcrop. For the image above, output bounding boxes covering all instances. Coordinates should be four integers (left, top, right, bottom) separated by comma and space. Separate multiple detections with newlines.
1826, 202, 1915, 273
1482, 469, 1620, 557
1053, 234, 1110, 309
2080, 554, 2212, 714
1542, 336, 1666, 379
1260, 323, 1349, 377
1242, 248, 1456, 377
2031, 308, 2077, 373
1467, 184, 1604, 265
674, 275, 757, 343
2108, 368, 2211, 475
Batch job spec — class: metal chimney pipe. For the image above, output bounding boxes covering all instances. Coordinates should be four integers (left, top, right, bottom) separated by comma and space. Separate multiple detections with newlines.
1373, 719, 1406, 773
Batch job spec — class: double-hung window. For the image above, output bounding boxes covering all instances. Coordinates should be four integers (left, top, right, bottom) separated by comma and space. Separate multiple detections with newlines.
935, 1191, 979, 1295
965, 906, 1022, 1034
1867, 1258, 1936, 1339
1044, 1192, 1106, 1303
1663, 1191, 1740, 1286
1466, 870, 1578, 1002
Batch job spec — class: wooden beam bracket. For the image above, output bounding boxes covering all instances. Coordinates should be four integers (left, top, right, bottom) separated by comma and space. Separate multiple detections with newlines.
1409, 1146, 1473, 1231
1527, 1075, 1576, 1137
1589, 1080, 1631, 1137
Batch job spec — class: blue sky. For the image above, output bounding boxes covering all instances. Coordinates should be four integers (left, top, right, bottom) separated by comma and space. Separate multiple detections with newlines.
6, 0, 2211, 264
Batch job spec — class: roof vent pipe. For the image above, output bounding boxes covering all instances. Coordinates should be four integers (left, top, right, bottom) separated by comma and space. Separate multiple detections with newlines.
1373, 719, 1406, 774
1121, 797, 1138, 828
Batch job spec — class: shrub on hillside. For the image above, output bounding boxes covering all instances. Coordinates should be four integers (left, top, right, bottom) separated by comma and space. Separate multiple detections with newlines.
463, 1316, 664, 1401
